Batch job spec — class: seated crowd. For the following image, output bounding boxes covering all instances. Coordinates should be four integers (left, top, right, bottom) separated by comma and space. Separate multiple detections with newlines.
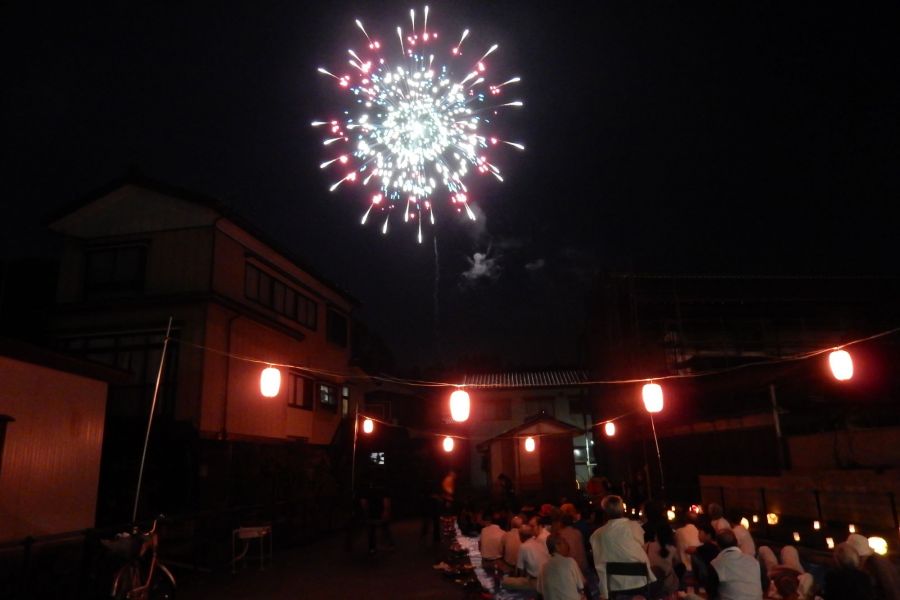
464, 495, 899, 600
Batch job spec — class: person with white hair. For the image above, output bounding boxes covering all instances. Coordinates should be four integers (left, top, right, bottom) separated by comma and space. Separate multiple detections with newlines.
824, 542, 874, 600
590, 495, 656, 600
538, 535, 586, 600
846, 533, 900, 600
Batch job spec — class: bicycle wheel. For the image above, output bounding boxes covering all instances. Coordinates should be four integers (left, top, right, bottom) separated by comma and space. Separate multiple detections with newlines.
111, 563, 141, 599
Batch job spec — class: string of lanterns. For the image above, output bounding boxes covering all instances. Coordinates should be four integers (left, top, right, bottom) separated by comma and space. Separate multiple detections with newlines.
253, 347, 860, 450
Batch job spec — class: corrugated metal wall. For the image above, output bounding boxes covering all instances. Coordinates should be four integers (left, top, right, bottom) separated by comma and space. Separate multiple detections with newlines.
0, 356, 107, 542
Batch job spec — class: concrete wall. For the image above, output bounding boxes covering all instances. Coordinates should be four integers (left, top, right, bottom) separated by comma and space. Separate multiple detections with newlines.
0, 356, 107, 541
789, 427, 900, 470
700, 470, 900, 531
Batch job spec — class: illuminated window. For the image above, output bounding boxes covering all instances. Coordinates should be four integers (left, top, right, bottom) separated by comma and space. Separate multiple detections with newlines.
318, 383, 337, 411
341, 386, 351, 417
369, 452, 385, 465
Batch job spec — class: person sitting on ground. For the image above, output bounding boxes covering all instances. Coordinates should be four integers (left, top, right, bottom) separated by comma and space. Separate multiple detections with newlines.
555, 509, 590, 578
709, 528, 763, 600
502, 523, 551, 591
538, 535, 586, 600
824, 542, 875, 600
644, 520, 680, 599
590, 494, 656, 600
707, 503, 731, 532
731, 523, 755, 557
675, 510, 702, 572
479, 510, 505, 568
501, 515, 524, 572
846, 532, 900, 600
532, 513, 552, 545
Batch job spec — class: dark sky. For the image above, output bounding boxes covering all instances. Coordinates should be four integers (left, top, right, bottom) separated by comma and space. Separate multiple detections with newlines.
3, 1, 899, 369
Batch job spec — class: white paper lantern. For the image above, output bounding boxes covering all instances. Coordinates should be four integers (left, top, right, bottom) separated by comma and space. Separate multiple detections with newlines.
260, 367, 281, 397
443, 436, 455, 452
449, 389, 471, 422
642, 383, 663, 413
829, 349, 853, 381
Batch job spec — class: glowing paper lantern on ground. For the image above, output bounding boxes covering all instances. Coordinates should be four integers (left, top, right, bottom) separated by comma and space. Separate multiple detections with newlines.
813, 520, 821, 530
443, 436, 455, 452
260, 366, 281, 397
667, 510, 676, 521
829, 349, 853, 381
826, 537, 835, 549
868, 537, 888, 556
849, 524, 856, 533
362, 418, 374, 434
767, 513, 779, 525
642, 382, 663, 413
449, 389, 471, 422
793, 532, 801, 542
604, 421, 616, 437
524, 437, 536, 452
752, 515, 759, 523
740, 518, 750, 529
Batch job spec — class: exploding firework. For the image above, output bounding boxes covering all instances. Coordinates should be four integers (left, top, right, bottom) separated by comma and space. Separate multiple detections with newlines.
313, 6, 524, 242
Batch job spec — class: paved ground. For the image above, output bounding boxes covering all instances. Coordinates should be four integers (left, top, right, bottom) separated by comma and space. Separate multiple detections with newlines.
177, 519, 472, 600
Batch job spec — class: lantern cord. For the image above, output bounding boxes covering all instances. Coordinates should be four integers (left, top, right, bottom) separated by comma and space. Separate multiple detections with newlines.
167, 323, 900, 390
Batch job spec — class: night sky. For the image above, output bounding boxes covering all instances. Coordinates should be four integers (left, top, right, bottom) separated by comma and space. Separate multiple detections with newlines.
3, 1, 899, 369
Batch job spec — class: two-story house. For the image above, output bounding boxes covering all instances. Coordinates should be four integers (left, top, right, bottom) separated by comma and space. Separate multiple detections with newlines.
45, 175, 365, 526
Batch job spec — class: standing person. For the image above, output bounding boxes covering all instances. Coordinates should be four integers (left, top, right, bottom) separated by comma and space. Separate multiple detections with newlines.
360, 469, 394, 555
590, 495, 656, 600
538, 535, 586, 600
586, 467, 609, 508
708, 528, 762, 600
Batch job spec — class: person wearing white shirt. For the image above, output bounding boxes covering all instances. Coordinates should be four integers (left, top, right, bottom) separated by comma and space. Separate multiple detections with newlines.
709, 529, 763, 600
538, 535, 586, 600
501, 516, 523, 569
675, 519, 701, 569
502, 524, 551, 591
479, 513, 505, 564
590, 495, 656, 600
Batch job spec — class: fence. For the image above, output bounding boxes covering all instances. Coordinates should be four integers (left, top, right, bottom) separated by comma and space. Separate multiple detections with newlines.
700, 480, 900, 556
0, 495, 350, 600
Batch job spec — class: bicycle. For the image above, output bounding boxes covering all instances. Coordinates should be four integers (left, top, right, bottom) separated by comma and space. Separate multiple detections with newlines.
105, 517, 176, 599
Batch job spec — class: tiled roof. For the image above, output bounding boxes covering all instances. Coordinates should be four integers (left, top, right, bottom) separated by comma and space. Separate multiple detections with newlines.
462, 370, 589, 389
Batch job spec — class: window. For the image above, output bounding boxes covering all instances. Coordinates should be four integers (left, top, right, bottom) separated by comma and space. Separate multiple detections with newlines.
244, 263, 318, 330
85, 245, 146, 293
326, 309, 348, 347
289, 374, 313, 410
318, 383, 337, 411
369, 452, 385, 465
56, 330, 178, 420
341, 386, 351, 417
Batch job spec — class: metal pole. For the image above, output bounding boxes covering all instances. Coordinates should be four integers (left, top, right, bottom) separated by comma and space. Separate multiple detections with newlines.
650, 413, 665, 495
769, 384, 786, 471
133, 317, 173, 523
351, 406, 360, 502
